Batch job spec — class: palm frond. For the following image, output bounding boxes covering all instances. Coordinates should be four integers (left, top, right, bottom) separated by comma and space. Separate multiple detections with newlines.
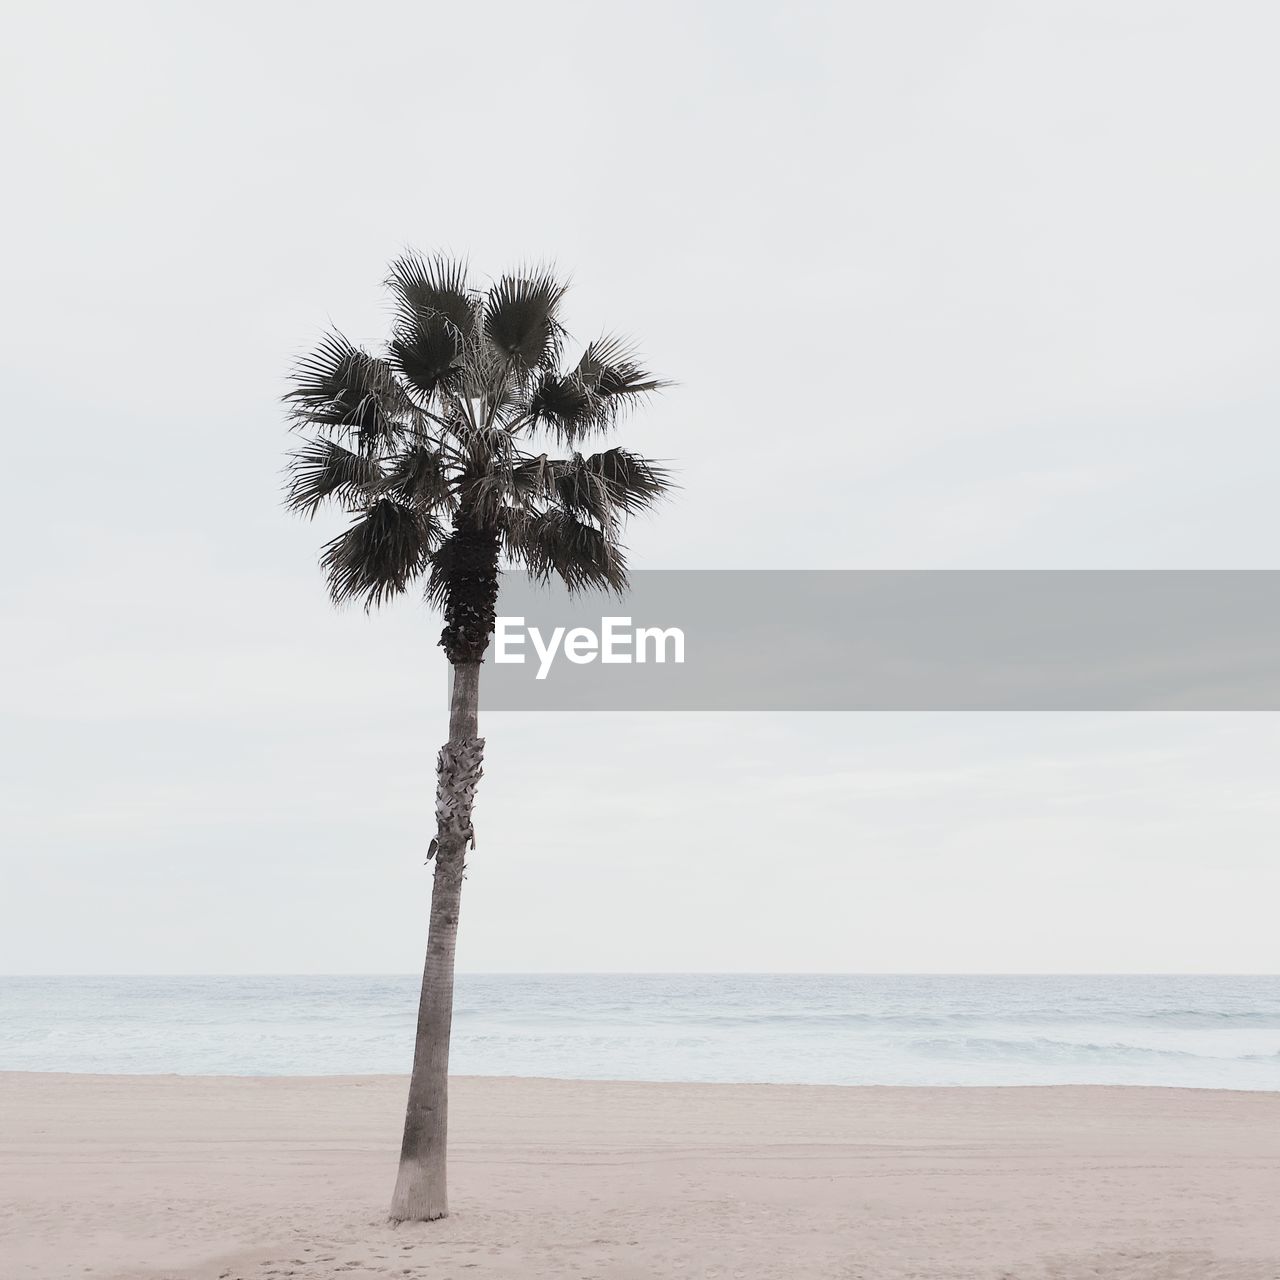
464, 450, 558, 525
507, 507, 628, 594
576, 334, 666, 402
386, 254, 477, 399
580, 448, 672, 515
284, 439, 386, 518
452, 425, 528, 521
522, 338, 666, 443
507, 452, 557, 504
285, 332, 412, 450
460, 319, 513, 404
494, 504, 532, 558
384, 445, 454, 511
386, 253, 476, 337
548, 452, 614, 526
483, 269, 568, 371
523, 370, 604, 442
319, 498, 438, 609
389, 320, 466, 401
544, 448, 672, 524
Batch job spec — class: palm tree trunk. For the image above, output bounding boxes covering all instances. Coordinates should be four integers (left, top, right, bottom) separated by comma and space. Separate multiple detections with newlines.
389, 661, 483, 1222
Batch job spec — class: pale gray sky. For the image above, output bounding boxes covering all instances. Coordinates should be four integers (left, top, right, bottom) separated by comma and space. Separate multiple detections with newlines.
2, 1, 1278, 973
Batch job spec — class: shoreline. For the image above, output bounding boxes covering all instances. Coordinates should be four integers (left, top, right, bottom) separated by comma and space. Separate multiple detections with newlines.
3, 1068, 1278, 1092
4, 1073, 1279, 1279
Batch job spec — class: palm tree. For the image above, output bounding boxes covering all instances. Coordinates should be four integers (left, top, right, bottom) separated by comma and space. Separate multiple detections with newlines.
283, 254, 671, 1222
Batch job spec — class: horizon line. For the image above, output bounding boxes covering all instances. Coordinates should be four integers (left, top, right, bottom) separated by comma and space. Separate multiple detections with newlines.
3, 971, 1276, 980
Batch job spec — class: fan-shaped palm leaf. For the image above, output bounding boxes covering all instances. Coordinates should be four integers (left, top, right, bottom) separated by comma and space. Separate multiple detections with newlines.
509, 507, 628, 593
390, 321, 466, 401
539, 449, 671, 527
387, 255, 477, 400
384, 445, 454, 511
483, 269, 568, 372
320, 498, 439, 609
580, 447, 671, 515
285, 439, 386, 517
576, 335, 666, 417
286, 332, 412, 450
386, 254, 476, 337
463, 450, 556, 525
549, 452, 615, 526
523, 369, 603, 441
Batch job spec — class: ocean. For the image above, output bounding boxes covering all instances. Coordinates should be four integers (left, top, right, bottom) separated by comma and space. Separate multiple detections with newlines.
2, 974, 1277, 1089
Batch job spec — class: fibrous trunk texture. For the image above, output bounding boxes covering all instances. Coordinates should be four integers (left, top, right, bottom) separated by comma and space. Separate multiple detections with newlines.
438, 520, 499, 664
389, 661, 483, 1222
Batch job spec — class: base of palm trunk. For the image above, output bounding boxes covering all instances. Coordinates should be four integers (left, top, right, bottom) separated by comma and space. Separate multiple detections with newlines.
389, 1156, 448, 1222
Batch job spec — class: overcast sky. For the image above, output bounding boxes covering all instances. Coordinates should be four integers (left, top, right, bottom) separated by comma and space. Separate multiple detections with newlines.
3, 0, 1278, 974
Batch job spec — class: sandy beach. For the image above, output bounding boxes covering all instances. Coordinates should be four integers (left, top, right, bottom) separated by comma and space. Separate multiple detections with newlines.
2, 1074, 1277, 1279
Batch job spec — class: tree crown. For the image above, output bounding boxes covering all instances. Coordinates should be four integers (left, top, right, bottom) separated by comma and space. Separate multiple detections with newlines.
284, 255, 672, 622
